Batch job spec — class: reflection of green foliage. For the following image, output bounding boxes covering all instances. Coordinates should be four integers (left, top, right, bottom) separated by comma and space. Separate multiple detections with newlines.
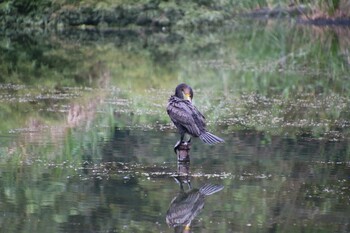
0, 34, 90, 86
1, 14, 350, 232
2, 127, 349, 232
2, 19, 350, 139
101, 20, 350, 140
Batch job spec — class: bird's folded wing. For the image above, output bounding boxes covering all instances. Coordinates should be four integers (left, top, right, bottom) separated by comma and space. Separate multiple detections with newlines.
167, 98, 201, 136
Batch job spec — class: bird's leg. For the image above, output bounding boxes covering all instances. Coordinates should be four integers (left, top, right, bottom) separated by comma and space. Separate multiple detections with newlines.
173, 140, 181, 154
181, 133, 191, 145
173, 133, 186, 154
187, 180, 192, 190
173, 176, 184, 190
180, 134, 185, 143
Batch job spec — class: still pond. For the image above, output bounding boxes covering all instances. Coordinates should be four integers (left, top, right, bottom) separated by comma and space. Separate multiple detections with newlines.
0, 18, 350, 232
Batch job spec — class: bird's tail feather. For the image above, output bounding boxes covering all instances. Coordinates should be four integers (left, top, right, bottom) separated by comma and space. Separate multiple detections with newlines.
199, 184, 224, 196
199, 132, 224, 144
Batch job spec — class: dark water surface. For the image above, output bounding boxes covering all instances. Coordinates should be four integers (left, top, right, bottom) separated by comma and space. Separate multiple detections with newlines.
1, 19, 350, 232
1, 128, 349, 233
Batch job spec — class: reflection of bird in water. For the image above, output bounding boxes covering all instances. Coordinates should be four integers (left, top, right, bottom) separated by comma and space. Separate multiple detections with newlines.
167, 83, 224, 151
166, 183, 224, 232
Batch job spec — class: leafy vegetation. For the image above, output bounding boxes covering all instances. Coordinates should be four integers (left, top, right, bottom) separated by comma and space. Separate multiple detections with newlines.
1, 18, 350, 138
1, 0, 350, 30
0, 1, 350, 232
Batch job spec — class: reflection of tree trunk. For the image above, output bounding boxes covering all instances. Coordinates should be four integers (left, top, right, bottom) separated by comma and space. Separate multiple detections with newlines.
68, 61, 110, 127
334, 27, 350, 67
307, 26, 350, 67
67, 99, 103, 128
22, 62, 111, 147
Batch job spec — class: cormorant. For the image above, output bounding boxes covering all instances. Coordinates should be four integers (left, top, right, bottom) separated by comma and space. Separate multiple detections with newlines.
166, 183, 224, 232
167, 83, 224, 151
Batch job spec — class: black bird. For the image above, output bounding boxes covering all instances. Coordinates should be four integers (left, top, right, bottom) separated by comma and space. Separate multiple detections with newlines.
166, 183, 224, 232
167, 83, 224, 151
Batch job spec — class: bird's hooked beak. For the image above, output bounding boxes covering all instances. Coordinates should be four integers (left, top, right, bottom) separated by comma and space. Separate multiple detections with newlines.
182, 92, 192, 102
184, 224, 191, 232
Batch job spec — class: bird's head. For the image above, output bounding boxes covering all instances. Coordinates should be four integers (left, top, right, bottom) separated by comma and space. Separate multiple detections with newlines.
175, 83, 193, 102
